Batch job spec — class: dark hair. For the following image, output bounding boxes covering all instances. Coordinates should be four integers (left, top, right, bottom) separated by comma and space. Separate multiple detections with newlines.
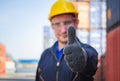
50, 13, 77, 21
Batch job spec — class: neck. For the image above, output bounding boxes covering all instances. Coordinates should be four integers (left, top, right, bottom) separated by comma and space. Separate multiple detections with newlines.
58, 42, 67, 50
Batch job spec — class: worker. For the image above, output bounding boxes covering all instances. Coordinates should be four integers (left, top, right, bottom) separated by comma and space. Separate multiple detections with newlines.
35, 0, 98, 81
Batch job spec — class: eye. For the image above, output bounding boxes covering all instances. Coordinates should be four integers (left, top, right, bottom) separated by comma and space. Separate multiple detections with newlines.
55, 23, 61, 28
51, 22, 60, 28
64, 20, 72, 25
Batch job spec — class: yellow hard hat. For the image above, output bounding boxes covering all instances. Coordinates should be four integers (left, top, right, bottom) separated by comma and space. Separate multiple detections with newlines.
49, 0, 78, 20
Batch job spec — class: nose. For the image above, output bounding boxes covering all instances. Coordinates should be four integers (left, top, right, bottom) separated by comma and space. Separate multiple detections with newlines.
60, 24, 68, 32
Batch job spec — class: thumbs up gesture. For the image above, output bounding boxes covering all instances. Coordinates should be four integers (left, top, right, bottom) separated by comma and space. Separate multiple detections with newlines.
64, 26, 87, 72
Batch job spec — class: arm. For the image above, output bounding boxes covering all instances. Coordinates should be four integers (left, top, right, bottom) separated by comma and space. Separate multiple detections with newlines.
35, 53, 46, 81
35, 60, 41, 81
81, 45, 98, 76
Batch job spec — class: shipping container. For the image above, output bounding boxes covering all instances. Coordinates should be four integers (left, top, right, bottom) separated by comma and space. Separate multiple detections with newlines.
106, 0, 120, 81
0, 44, 6, 57
16, 59, 38, 73
106, 26, 120, 81
107, 0, 120, 32
73, 2, 90, 29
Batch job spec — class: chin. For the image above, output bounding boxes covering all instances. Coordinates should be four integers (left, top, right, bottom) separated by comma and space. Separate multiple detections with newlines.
60, 41, 67, 44
59, 39, 68, 44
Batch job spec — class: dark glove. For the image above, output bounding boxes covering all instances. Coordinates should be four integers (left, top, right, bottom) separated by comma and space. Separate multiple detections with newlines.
63, 26, 87, 72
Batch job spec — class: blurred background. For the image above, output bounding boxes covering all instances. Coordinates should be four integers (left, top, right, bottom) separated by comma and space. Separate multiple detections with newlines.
0, 0, 120, 81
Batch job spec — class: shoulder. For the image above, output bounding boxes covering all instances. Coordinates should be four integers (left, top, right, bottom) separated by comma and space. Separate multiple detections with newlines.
40, 48, 52, 59
81, 43, 98, 57
41, 42, 56, 58
82, 43, 96, 51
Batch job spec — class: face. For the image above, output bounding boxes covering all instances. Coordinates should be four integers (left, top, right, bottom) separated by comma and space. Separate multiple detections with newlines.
51, 14, 78, 45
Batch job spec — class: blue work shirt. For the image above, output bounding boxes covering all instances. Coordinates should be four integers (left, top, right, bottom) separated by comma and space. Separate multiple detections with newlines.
55, 42, 63, 61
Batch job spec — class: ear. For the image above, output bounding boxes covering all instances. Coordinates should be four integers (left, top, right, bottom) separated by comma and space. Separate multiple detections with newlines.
51, 26, 54, 29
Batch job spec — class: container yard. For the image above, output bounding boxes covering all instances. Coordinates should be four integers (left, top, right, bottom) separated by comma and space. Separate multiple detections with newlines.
0, 0, 120, 81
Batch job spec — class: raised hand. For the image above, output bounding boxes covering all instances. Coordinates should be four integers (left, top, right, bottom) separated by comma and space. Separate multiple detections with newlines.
63, 26, 87, 72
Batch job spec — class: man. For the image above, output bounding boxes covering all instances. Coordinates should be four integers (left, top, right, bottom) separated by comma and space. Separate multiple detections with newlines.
35, 0, 98, 81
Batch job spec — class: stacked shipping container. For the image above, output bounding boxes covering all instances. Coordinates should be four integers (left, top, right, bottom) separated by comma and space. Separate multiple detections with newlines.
106, 0, 120, 81
0, 44, 16, 75
0, 44, 7, 74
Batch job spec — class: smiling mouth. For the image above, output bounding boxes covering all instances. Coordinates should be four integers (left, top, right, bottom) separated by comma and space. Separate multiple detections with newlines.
62, 34, 67, 37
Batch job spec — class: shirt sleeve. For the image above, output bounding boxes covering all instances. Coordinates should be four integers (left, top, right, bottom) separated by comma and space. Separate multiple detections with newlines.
81, 44, 98, 79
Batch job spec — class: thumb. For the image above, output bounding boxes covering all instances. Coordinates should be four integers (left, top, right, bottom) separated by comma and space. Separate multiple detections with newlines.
68, 26, 76, 44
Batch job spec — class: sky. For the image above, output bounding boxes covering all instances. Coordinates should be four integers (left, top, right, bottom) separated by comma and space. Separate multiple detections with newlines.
0, 0, 56, 60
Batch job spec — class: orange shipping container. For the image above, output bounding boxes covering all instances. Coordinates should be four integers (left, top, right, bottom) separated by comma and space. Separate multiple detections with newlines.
0, 44, 6, 57
0, 56, 12, 75
73, 2, 90, 30
0, 62, 6, 75
106, 26, 120, 81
